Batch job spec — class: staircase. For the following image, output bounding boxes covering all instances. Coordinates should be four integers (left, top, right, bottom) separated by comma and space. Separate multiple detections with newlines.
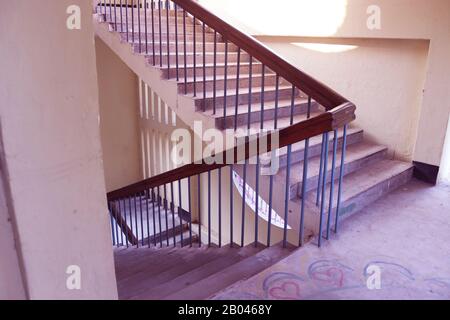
95, 1, 413, 300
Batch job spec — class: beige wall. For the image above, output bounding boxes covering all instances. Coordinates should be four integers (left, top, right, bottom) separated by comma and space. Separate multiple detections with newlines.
96, 37, 142, 192
0, 0, 118, 299
199, 0, 450, 167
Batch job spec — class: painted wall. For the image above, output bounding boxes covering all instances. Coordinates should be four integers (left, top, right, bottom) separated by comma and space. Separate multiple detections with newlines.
0, 0, 118, 299
96, 37, 142, 192
198, 0, 450, 167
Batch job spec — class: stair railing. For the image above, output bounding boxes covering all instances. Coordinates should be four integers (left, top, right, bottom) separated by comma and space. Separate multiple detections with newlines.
94, 0, 356, 248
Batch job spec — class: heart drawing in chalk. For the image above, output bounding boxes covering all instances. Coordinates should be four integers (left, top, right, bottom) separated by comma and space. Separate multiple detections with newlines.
311, 267, 345, 288
268, 281, 301, 300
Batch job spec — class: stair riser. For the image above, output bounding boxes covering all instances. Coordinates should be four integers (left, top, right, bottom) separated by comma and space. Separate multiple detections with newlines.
273, 130, 364, 170
180, 74, 279, 95
162, 63, 267, 79
196, 87, 302, 110
288, 148, 388, 200
98, 8, 188, 18
216, 102, 320, 130
103, 13, 197, 25
120, 32, 219, 42
149, 52, 251, 66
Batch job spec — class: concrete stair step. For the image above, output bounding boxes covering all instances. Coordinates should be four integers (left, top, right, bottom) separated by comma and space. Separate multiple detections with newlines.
163, 242, 295, 300
127, 244, 264, 300
129, 41, 239, 55
278, 141, 388, 200
119, 31, 218, 42
160, 62, 267, 79
144, 51, 251, 66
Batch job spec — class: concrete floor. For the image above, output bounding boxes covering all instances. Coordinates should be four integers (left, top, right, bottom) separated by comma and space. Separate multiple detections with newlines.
212, 179, 450, 300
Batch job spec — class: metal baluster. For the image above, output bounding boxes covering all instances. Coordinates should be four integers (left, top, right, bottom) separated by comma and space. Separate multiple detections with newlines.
183, 9, 187, 94
163, 184, 169, 246
202, 22, 206, 109
166, 0, 170, 73
120, 0, 123, 33
114, 0, 117, 30
188, 177, 193, 247
316, 134, 326, 206
197, 174, 202, 247
139, 192, 144, 246
299, 96, 312, 246
193, 17, 197, 97
218, 168, 222, 247
151, 0, 155, 65
137, 0, 141, 53
223, 40, 228, 126
207, 170, 212, 246
212, 31, 217, 115
178, 179, 183, 246
131, 0, 135, 45
146, 190, 151, 247
125, 0, 129, 41
119, 198, 125, 246
174, 4, 179, 80
335, 125, 348, 233
134, 194, 139, 247
123, 198, 129, 247
157, 187, 163, 247
151, 188, 157, 246
128, 197, 134, 245
109, 0, 112, 21
318, 132, 329, 247
326, 130, 338, 240
170, 182, 177, 246
108, 202, 116, 246
230, 165, 234, 247
144, 0, 148, 54
158, 0, 162, 67
274, 75, 280, 129
114, 202, 120, 247
234, 48, 241, 130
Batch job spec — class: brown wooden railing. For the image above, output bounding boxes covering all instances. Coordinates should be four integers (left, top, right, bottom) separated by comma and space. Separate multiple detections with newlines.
95, 0, 356, 249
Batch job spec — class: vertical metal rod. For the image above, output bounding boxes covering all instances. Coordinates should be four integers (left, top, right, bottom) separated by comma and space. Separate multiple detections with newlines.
144, 0, 148, 54
157, 187, 163, 247
188, 177, 193, 247
223, 40, 228, 123
283, 145, 292, 248
234, 49, 241, 130
274, 75, 280, 129
113, 0, 117, 30
139, 192, 144, 246
178, 179, 183, 246
218, 168, 222, 247
316, 134, 326, 206
166, 0, 170, 72
133, 194, 139, 247
123, 198, 129, 247
151, 0, 155, 65
174, 4, 179, 80
241, 159, 247, 247
207, 170, 212, 246
299, 96, 312, 246
120, 0, 123, 33
318, 132, 329, 247
326, 130, 338, 240
335, 125, 348, 233
202, 22, 206, 108
109, 0, 112, 21
128, 197, 134, 245
193, 17, 197, 97
131, 0, 135, 45
170, 182, 177, 247
137, 0, 142, 53
146, 190, 151, 247
157, 0, 162, 67
197, 174, 202, 247
125, 0, 129, 41
163, 184, 169, 246
183, 9, 187, 94
212, 31, 217, 115
108, 203, 116, 246
119, 198, 125, 246
229, 165, 234, 247
114, 201, 120, 247
151, 188, 157, 246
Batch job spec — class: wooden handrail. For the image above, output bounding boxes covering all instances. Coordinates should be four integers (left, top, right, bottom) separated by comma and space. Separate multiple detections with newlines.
172, 0, 349, 110
107, 103, 355, 201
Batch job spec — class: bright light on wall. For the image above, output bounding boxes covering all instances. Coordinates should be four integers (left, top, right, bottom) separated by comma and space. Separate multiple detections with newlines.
291, 42, 358, 53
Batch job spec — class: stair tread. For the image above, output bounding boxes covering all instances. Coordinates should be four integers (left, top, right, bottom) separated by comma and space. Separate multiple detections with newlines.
163, 242, 295, 300
128, 244, 265, 300
278, 141, 388, 186
191, 84, 294, 100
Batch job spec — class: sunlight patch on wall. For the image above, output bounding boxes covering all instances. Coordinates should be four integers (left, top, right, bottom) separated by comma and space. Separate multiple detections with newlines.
291, 42, 358, 53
